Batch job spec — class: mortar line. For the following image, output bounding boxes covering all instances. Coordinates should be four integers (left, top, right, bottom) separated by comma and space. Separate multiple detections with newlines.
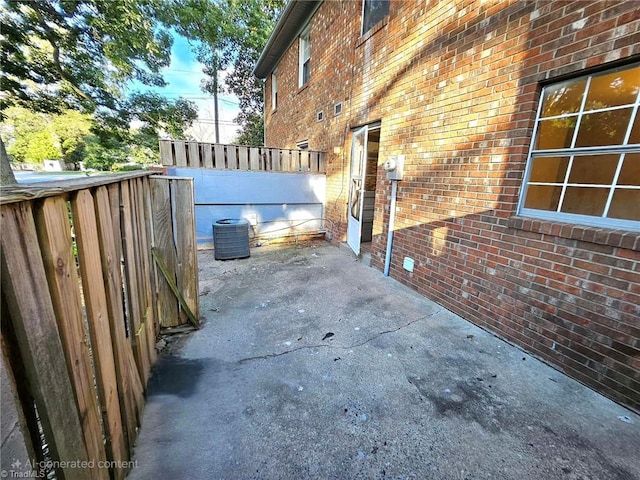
236, 309, 445, 364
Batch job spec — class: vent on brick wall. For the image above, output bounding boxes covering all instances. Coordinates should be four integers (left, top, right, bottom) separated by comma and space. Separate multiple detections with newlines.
334, 102, 342, 116
316, 110, 324, 122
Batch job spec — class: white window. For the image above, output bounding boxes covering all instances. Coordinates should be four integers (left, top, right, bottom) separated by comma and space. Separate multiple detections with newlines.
518, 63, 640, 231
271, 69, 278, 111
362, 0, 389, 35
298, 25, 310, 88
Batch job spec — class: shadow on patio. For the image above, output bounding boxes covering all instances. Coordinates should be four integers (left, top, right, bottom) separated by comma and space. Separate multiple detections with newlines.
127, 241, 640, 480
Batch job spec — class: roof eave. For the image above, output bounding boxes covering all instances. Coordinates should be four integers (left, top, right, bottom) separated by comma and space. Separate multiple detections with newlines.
253, 0, 322, 79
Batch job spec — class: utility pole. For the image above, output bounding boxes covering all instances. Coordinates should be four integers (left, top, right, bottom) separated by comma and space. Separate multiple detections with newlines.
213, 53, 220, 144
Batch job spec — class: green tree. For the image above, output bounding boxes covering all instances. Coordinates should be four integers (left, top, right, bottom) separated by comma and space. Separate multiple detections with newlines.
2, 107, 46, 163
168, 0, 284, 145
0, 0, 198, 182
83, 136, 128, 171
220, 0, 283, 145
52, 110, 93, 166
1, 0, 172, 115
26, 130, 61, 163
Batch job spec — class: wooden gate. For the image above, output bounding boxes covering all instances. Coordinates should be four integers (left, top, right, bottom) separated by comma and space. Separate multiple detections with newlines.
149, 176, 199, 329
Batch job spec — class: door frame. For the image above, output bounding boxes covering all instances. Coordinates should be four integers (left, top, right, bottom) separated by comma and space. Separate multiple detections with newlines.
346, 122, 380, 255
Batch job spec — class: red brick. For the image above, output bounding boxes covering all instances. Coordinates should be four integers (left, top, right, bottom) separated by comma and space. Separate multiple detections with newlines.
263, 0, 640, 411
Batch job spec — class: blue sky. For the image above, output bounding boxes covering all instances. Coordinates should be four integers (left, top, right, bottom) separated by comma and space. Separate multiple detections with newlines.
128, 32, 241, 142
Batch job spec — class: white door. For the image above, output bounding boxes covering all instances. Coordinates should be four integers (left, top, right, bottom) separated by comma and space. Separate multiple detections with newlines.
347, 126, 368, 255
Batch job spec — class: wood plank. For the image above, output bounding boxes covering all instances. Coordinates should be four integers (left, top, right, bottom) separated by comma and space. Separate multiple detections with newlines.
238, 146, 249, 170
300, 150, 309, 171
187, 142, 200, 168
226, 145, 237, 169
136, 177, 158, 366
0, 202, 91, 480
106, 183, 146, 430
202, 143, 213, 169
120, 182, 150, 386
150, 177, 179, 327
71, 190, 127, 480
174, 141, 187, 167
214, 144, 225, 169
34, 197, 108, 480
309, 152, 319, 172
173, 178, 199, 326
107, 183, 126, 332
318, 152, 326, 173
272, 149, 281, 171
94, 186, 142, 463
249, 147, 260, 170
159, 140, 174, 166
282, 150, 293, 172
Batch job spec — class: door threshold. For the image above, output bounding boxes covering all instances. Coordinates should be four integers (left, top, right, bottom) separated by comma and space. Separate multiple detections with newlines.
339, 242, 373, 267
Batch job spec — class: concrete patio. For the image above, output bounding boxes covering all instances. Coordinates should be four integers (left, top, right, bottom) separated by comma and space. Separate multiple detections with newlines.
128, 241, 640, 480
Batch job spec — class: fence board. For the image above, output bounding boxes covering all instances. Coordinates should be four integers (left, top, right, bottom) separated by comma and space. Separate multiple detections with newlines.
300, 150, 309, 171
272, 149, 281, 171
174, 179, 199, 326
129, 181, 153, 371
95, 186, 143, 461
120, 182, 150, 386
0, 202, 91, 480
202, 143, 213, 169
214, 144, 225, 169
35, 197, 108, 480
238, 146, 249, 170
159, 140, 173, 166
318, 152, 326, 173
174, 141, 187, 167
136, 177, 158, 366
150, 177, 179, 327
72, 190, 127, 480
249, 147, 260, 170
187, 142, 200, 168
227, 145, 237, 169
309, 152, 319, 172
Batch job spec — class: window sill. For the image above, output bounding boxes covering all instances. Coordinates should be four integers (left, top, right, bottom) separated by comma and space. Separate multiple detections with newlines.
357, 16, 388, 47
507, 216, 640, 251
297, 83, 309, 94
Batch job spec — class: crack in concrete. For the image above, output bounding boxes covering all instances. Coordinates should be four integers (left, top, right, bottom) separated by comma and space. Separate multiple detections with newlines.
237, 309, 445, 364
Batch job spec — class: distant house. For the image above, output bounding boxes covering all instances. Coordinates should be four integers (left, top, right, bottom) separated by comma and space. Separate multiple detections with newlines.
43, 159, 65, 172
254, 1, 640, 411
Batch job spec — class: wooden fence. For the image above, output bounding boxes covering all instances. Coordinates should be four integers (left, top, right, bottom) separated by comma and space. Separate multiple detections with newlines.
159, 139, 326, 173
0, 172, 198, 479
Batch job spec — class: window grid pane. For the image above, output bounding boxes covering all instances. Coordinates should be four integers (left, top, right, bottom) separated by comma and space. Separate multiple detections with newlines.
521, 63, 640, 229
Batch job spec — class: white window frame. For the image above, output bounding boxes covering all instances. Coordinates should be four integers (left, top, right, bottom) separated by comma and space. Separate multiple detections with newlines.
298, 25, 310, 88
517, 64, 640, 232
271, 69, 278, 111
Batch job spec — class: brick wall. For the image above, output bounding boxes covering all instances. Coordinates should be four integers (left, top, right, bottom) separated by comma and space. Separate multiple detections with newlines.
263, 0, 640, 411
